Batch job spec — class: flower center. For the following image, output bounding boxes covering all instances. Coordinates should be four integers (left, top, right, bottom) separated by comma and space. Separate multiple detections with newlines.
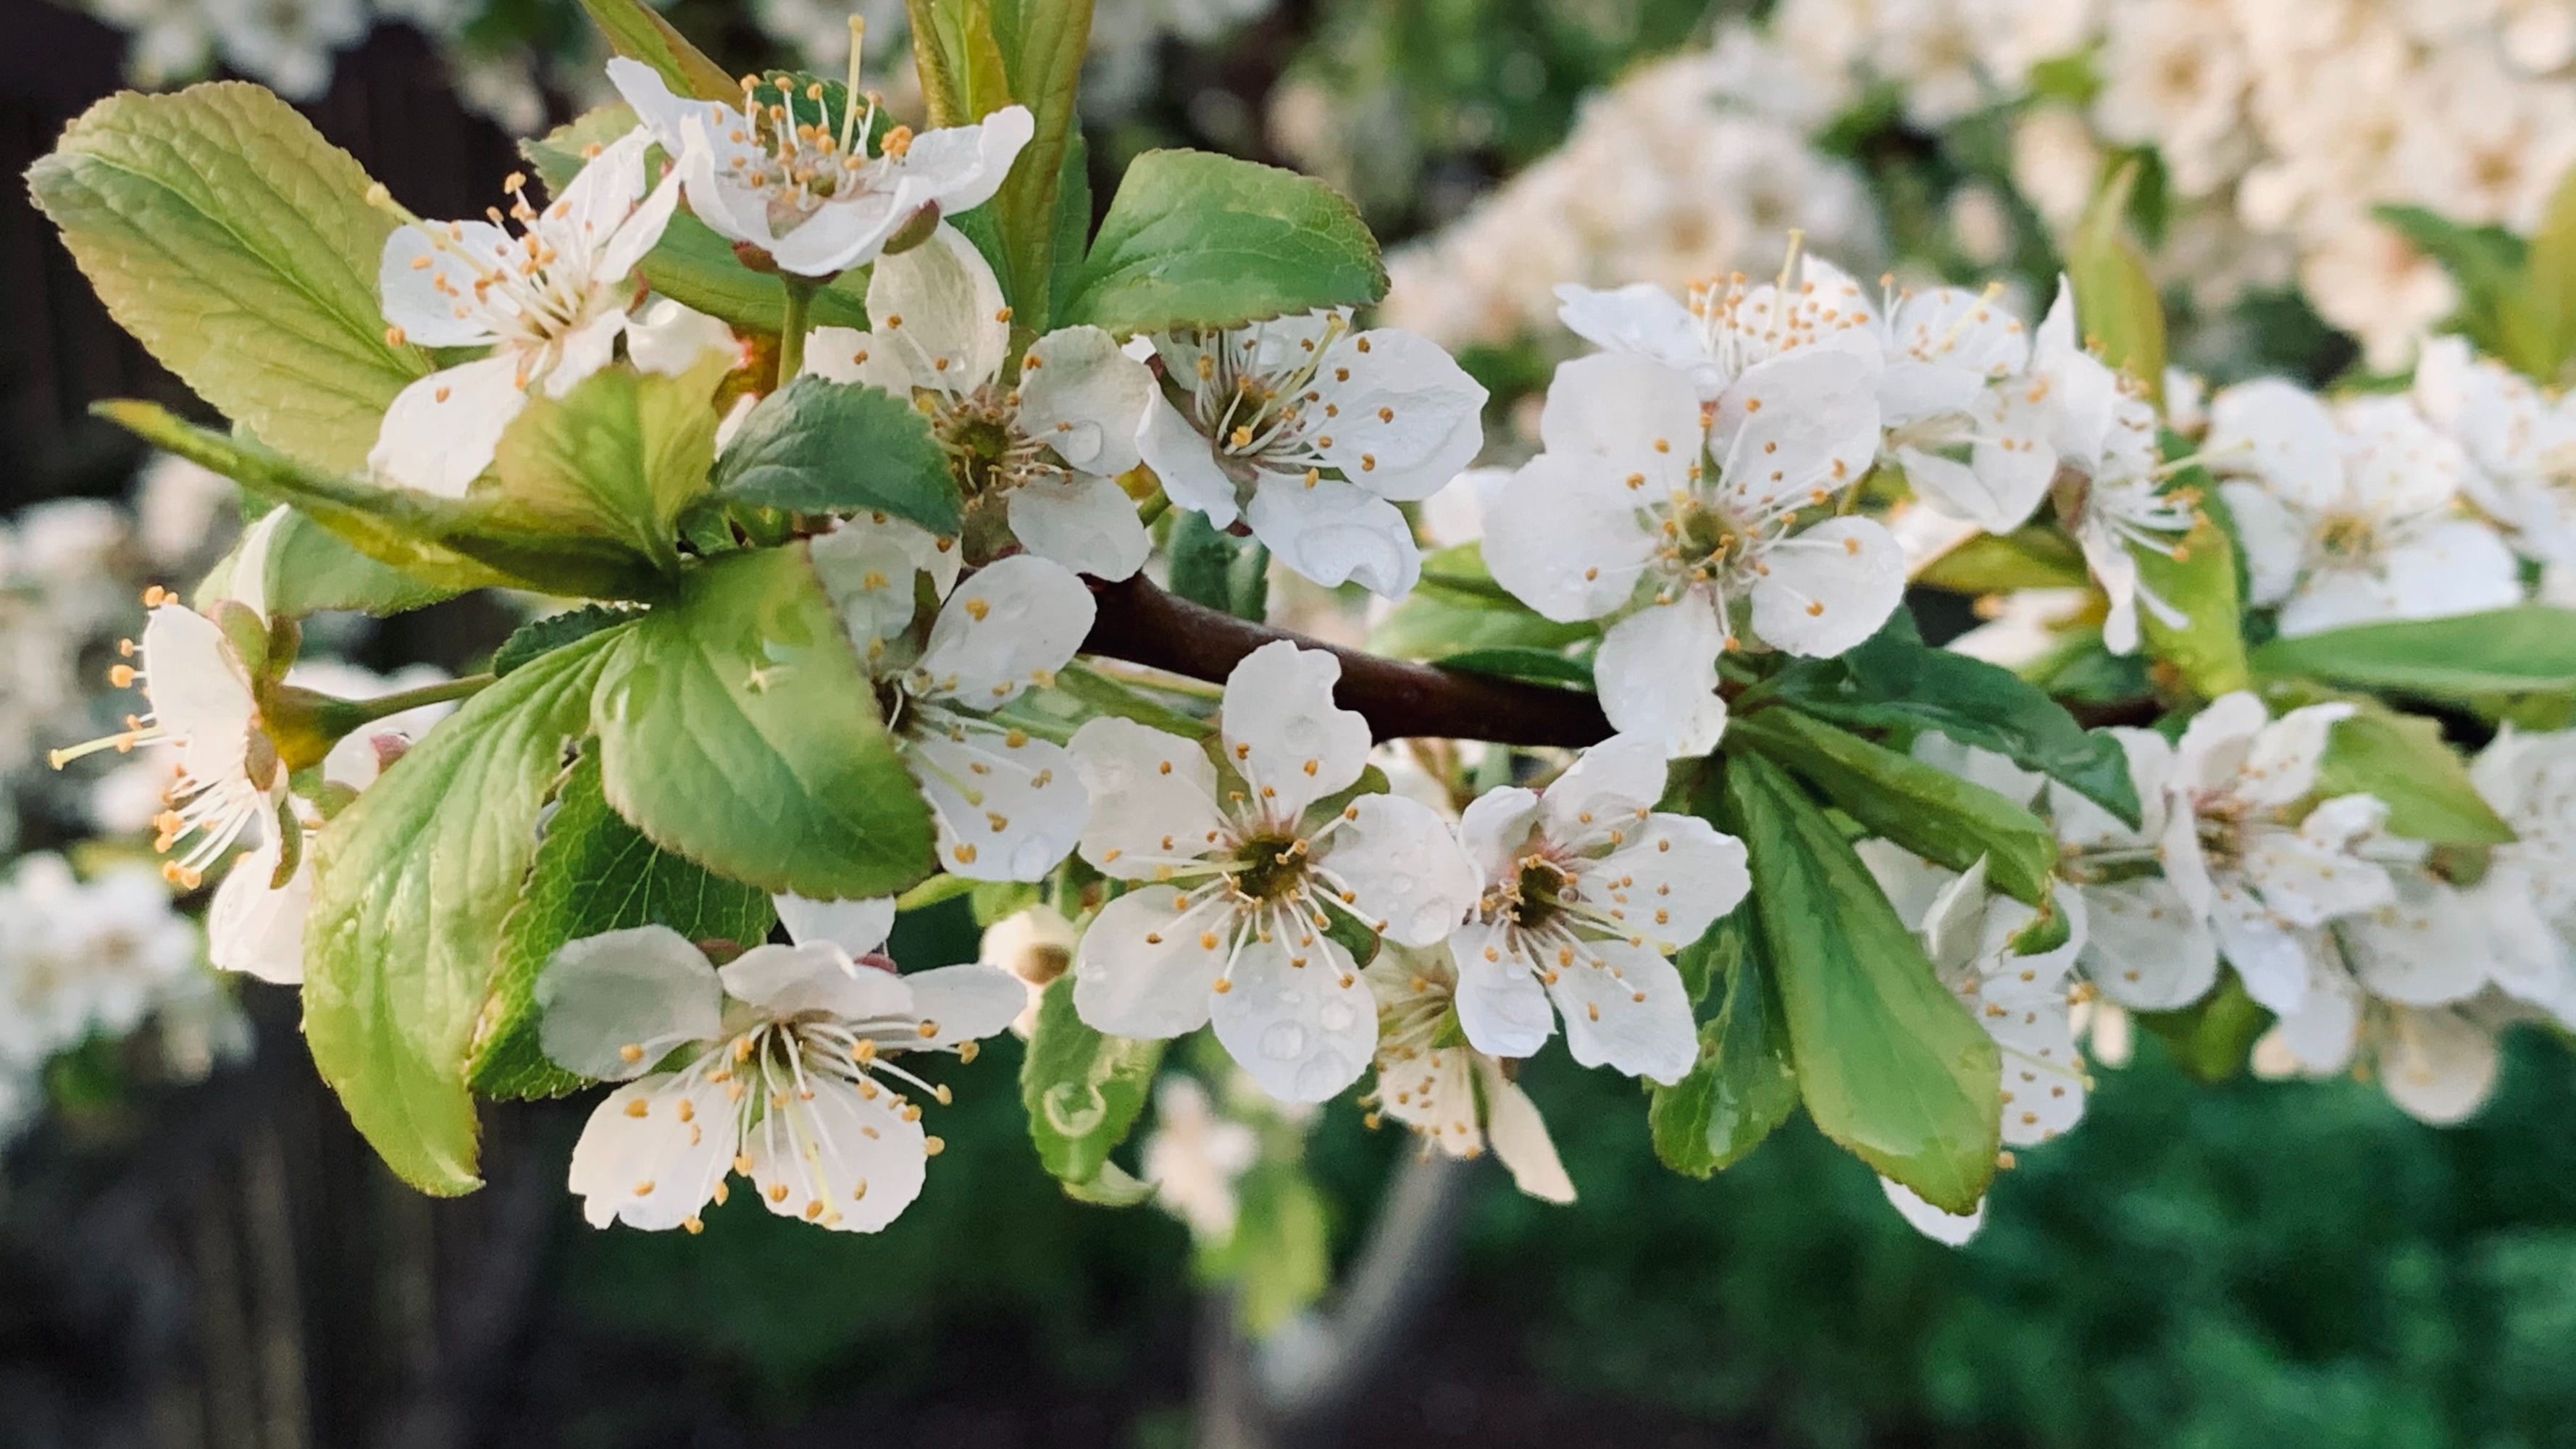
1229, 832, 1313, 903
2314, 512, 2378, 561
1509, 856, 1576, 932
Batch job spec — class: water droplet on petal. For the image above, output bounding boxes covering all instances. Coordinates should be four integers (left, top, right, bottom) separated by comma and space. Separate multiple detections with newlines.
1260, 1020, 1308, 1060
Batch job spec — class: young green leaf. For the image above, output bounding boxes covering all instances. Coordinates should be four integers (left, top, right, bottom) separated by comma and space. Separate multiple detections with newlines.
1367, 543, 1593, 660
1647, 908, 1800, 1178
709, 375, 963, 533
493, 356, 728, 580
2374, 202, 2530, 367
572, 0, 735, 101
1728, 707, 2059, 906
2512, 159, 2576, 385
304, 626, 627, 1195
491, 605, 638, 677
985, 0, 1095, 333
1020, 974, 1165, 1187
471, 744, 776, 1100
2136, 971, 2270, 1084
908, 0, 1016, 128
2067, 159, 2167, 407
28, 83, 432, 475
588, 542, 938, 898
2135, 454, 2251, 700
1912, 524, 2091, 593
199, 506, 459, 618
1718, 753, 2001, 1214
2251, 606, 2576, 701
2317, 705, 2516, 846
1200, 1158, 1332, 1336
1434, 648, 1597, 691
1057, 149, 1387, 337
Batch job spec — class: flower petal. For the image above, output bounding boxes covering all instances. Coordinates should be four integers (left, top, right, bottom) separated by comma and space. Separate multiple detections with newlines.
1307, 327, 1487, 500
1547, 938, 1697, 1084
1008, 472, 1153, 581
1071, 885, 1226, 1038
1591, 813, 1749, 951
2078, 878, 2217, 1011
1319, 793, 1479, 946
1482, 451, 1662, 623
866, 223, 1008, 388
1747, 515, 1906, 657
1019, 325, 1155, 475
2209, 378, 2346, 511
1221, 640, 1373, 818
720, 941, 912, 1020
207, 835, 310, 985
1137, 396, 1243, 527
799, 325, 916, 393
1712, 336, 1883, 517
745, 1073, 929, 1231
1244, 472, 1421, 598
1069, 717, 1229, 877
535, 925, 726, 1081
1881, 1175, 1983, 1246
900, 961, 1029, 1048
909, 727, 1087, 882
1539, 733, 1671, 838
2341, 874, 2488, 1006
2378, 1008, 2500, 1126
771, 893, 894, 958
913, 554, 1094, 708
1209, 932, 1376, 1103
1476, 1056, 1576, 1203
379, 220, 509, 347
890, 104, 1034, 218
1594, 598, 1730, 757
369, 354, 527, 498
1448, 919, 1555, 1059
566, 1072, 737, 1230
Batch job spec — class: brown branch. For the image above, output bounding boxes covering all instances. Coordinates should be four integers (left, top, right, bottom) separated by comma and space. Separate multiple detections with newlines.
1080, 574, 1612, 748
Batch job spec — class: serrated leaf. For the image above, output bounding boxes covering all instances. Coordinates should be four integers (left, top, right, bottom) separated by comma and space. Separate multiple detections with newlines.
1717, 752, 1999, 1213
493, 356, 727, 579
711, 375, 963, 532
28, 83, 433, 474
589, 542, 937, 898
1648, 907, 1799, 1178
470, 743, 774, 1100
1057, 149, 1386, 337
492, 605, 639, 677
2251, 606, 2576, 701
2318, 705, 2516, 846
304, 627, 627, 1194
1763, 613, 2141, 828
1728, 707, 2058, 906
1020, 974, 1163, 1185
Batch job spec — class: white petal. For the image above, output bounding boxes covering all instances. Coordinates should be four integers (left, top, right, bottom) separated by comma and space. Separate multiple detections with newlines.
1318, 793, 1480, 946
2217, 480, 2306, 608
537, 925, 725, 1080
566, 1072, 737, 1230
2341, 874, 2488, 1006
1071, 886, 1226, 1038
720, 941, 912, 1020
1555, 282, 1725, 394
1137, 396, 1242, 527
589, 136, 683, 283
1747, 516, 1907, 657
2209, 378, 2346, 511
2241, 830, 2392, 927
379, 221, 507, 347
1711, 337, 1883, 516
1448, 919, 1555, 1059
1540, 733, 1672, 836
771, 893, 894, 958
541, 311, 627, 398
140, 604, 259, 791
810, 514, 941, 647
765, 189, 906, 277
1307, 328, 1487, 499
866, 223, 1008, 388
1594, 598, 1730, 757
604, 57, 701, 151
207, 837, 310, 985
909, 728, 1087, 882
1008, 473, 1153, 580
673, 114, 782, 253
2370, 522, 2525, 622
1855, 838, 1957, 933
1220, 640, 1373, 818
1019, 325, 1154, 475
1881, 1175, 1983, 1246
2173, 691, 2272, 797
1547, 938, 1697, 1084
1476, 1058, 1576, 1204
1458, 786, 1542, 883
369, 354, 527, 498
1069, 717, 1230, 877
1534, 351, 1706, 479
1244, 472, 1421, 598
798, 326, 916, 392
1209, 933, 1376, 1103
630, 299, 739, 377
1589, 814, 1749, 951
2209, 885, 2316, 1014
900, 961, 1029, 1048
889, 104, 1033, 218
1481, 451, 1661, 622
913, 554, 1094, 708
745, 1073, 928, 1230
1915, 732, 2045, 809
2378, 1008, 2501, 1126
2079, 879, 2218, 1011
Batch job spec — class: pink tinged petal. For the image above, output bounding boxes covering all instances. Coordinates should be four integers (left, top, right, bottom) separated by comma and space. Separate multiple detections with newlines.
139, 604, 259, 789
892, 104, 1034, 218
1882, 1176, 1983, 1246
1448, 919, 1555, 1059
1071, 886, 1226, 1038
1539, 733, 1673, 838
914, 554, 1095, 707
2208, 378, 2346, 510
1209, 933, 1377, 1103
567, 1073, 737, 1230
1008, 474, 1153, 581
2208, 885, 2315, 1014
2078, 878, 2218, 1011
1594, 599, 1730, 758
720, 942, 913, 1019
1458, 787, 1542, 883
1534, 352, 1705, 479
538, 925, 724, 1080
1591, 814, 1749, 949
2378, 1008, 2500, 1126
207, 835, 309, 985
1244, 472, 1421, 598
866, 224, 1009, 388
745, 1074, 929, 1232
1712, 336, 1883, 516
1069, 717, 1229, 877
1018, 325, 1154, 475
1221, 640, 1373, 817
369, 354, 528, 498
1746, 515, 1906, 658
771, 893, 894, 958
1546, 938, 1697, 1084
1321, 793, 1480, 946
379, 222, 507, 346
909, 730, 1087, 882
1139, 394, 1244, 525
1475, 1056, 1576, 1204
1554, 282, 1723, 394
1481, 451, 1661, 623
900, 961, 1029, 1047
2343, 874, 2488, 1006
1308, 328, 1488, 500
800, 325, 916, 392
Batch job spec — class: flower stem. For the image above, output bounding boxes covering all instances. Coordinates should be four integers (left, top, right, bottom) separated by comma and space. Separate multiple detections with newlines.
777, 276, 819, 383
349, 673, 495, 722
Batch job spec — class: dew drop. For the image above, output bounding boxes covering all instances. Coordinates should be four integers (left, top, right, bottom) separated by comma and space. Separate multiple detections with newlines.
1260, 1020, 1309, 1060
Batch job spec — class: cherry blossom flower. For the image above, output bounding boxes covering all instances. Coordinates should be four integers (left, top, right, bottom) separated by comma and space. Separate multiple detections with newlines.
544, 893, 1021, 1233
1449, 734, 1747, 1084
2207, 380, 2522, 638
1136, 311, 1486, 598
2253, 951, 2504, 1127
1552, 250, 1883, 399
805, 225, 1156, 579
1141, 1074, 1261, 1239
369, 128, 682, 497
610, 58, 1032, 279
2412, 334, 2576, 572
1483, 339, 1892, 756
1360, 942, 1574, 1203
0, 853, 201, 1072
1068, 641, 1481, 1102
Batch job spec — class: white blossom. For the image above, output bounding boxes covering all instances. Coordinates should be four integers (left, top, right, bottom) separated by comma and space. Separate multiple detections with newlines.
2412, 334, 2576, 572
1363, 942, 1575, 1203
1140, 1074, 1260, 1239
979, 903, 1079, 1036
2469, 726, 2576, 1024
2254, 952, 2504, 1127
0, 854, 201, 1072
1069, 641, 1481, 1102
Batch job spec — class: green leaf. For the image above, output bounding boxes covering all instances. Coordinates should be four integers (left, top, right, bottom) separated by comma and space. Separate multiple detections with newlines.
908, 0, 1016, 129
1717, 753, 2000, 1213
589, 542, 937, 898
1648, 908, 1799, 1179
1764, 614, 2141, 828
493, 356, 727, 580
573, 0, 735, 101
1061, 1159, 1155, 1206
1434, 647, 1596, 691
984, 0, 1094, 333
304, 626, 627, 1194
1047, 129, 1092, 328
1166, 509, 1270, 621
2251, 606, 2576, 701
1912, 524, 2091, 593
2510, 161, 2576, 385
1019, 975, 1163, 1186
28, 83, 432, 475
1367, 544, 1592, 660
1728, 707, 2058, 906
2136, 451, 2251, 699
2137, 970, 2270, 1084
1057, 149, 1387, 337
2318, 705, 2515, 846
710, 375, 963, 533
201, 505, 459, 618
2067, 159, 2166, 406
1201, 1158, 1331, 1336
491, 605, 639, 677
471, 743, 775, 1100
2375, 203, 2530, 364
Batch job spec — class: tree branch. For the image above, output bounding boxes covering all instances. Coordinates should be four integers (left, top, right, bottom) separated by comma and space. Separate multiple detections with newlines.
1081, 574, 1611, 748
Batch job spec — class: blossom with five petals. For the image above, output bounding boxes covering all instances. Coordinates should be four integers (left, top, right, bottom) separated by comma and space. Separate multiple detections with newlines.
1362, 941, 1576, 1203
